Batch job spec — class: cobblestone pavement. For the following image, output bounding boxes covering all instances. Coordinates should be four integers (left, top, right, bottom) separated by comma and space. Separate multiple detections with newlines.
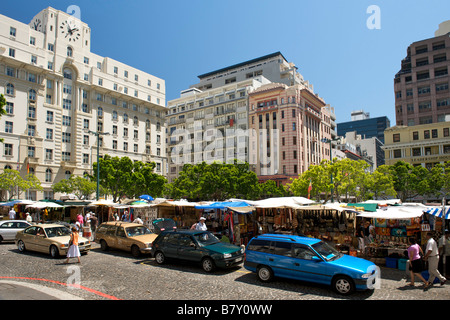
1, 242, 449, 301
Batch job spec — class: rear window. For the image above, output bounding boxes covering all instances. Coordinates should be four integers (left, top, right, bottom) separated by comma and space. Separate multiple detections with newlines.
248, 239, 292, 256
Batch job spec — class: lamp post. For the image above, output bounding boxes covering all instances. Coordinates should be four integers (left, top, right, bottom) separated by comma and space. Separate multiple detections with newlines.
321, 137, 340, 202
88, 130, 109, 200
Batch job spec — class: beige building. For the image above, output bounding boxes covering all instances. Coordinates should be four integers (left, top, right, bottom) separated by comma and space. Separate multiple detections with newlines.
383, 120, 450, 168
394, 25, 450, 126
0, 7, 167, 200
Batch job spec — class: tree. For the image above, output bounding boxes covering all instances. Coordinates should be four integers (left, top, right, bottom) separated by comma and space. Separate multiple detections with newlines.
52, 175, 97, 200
93, 155, 166, 202
0, 169, 42, 200
289, 161, 329, 201
391, 161, 432, 202
168, 160, 262, 201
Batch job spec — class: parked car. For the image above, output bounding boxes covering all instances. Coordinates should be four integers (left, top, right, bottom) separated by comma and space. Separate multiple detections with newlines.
15, 224, 91, 258
0, 220, 32, 243
95, 221, 157, 257
244, 233, 378, 295
152, 230, 244, 272
151, 218, 177, 234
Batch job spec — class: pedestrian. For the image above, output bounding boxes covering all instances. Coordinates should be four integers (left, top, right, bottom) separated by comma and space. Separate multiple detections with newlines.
65, 227, 81, 264
8, 208, 16, 220
439, 229, 450, 278
356, 221, 365, 255
133, 215, 143, 224
424, 232, 446, 286
76, 213, 84, 228
90, 213, 98, 233
407, 237, 429, 287
25, 212, 32, 223
191, 217, 207, 231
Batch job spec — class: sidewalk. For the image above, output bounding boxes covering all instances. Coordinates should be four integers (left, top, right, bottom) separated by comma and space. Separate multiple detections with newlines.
0, 280, 83, 300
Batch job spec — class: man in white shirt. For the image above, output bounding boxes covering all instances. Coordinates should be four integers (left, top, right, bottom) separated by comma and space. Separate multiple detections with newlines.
424, 232, 446, 286
8, 208, 16, 220
195, 217, 207, 231
439, 230, 450, 278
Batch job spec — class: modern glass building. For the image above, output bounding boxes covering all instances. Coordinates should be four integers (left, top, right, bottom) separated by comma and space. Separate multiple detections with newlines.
336, 116, 390, 143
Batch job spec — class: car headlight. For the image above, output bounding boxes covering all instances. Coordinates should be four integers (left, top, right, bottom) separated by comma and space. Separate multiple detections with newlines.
146, 243, 152, 248
223, 253, 232, 258
361, 273, 372, 279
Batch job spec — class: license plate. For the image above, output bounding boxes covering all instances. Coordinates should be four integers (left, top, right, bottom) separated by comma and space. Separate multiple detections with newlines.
235, 257, 243, 262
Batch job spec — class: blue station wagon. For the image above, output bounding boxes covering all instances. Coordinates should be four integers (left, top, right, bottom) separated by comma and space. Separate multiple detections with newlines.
244, 234, 379, 295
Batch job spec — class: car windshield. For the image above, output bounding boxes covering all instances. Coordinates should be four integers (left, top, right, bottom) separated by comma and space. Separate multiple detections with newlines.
45, 226, 71, 238
125, 226, 152, 237
193, 232, 220, 247
311, 241, 343, 261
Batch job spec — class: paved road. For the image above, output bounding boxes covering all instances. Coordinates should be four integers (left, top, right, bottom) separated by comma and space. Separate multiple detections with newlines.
0, 241, 449, 301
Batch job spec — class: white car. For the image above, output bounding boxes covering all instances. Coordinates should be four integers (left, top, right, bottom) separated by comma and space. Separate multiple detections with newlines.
0, 220, 32, 243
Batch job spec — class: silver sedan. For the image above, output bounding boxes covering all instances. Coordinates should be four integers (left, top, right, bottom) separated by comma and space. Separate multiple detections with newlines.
0, 220, 32, 243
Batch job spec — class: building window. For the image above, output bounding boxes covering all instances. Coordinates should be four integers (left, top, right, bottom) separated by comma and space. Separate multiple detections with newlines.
413, 131, 419, 140
8, 48, 15, 58
444, 128, 449, 137
6, 83, 14, 96
393, 149, 402, 158
31, 55, 37, 64
5, 102, 14, 114
62, 152, 71, 162
424, 130, 430, 139
27, 125, 36, 137
48, 43, 54, 51
10, 27, 16, 36
46, 128, 53, 140
82, 154, 89, 164
45, 149, 53, 161
28, 146, 36, 158
5, 121, 13, 133
4, 143, 13, 156
62, 115, 71, 126
45, 169, 52, 182
67, 47, 73, 57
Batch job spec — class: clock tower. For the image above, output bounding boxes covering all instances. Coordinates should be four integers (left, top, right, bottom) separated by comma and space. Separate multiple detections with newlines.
29, 7, 91, 51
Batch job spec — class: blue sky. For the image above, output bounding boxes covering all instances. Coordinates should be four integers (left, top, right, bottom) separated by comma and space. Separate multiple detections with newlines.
2, 0, 450, 123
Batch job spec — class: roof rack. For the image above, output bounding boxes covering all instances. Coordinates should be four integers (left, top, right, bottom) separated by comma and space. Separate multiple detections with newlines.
255, 234, 297, 241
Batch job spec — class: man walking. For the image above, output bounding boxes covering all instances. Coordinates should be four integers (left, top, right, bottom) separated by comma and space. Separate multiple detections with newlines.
424, 232, 446, 287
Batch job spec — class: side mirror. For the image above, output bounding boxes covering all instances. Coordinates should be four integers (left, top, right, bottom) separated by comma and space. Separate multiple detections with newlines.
311, 256, 322, 262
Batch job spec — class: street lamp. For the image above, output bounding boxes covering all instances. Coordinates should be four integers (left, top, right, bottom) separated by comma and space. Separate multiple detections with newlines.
321, 137, 340, 202
88, 130, 110, 200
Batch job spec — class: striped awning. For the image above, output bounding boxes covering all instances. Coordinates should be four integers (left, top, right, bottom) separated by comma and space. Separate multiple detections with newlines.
425, 206, 450, 220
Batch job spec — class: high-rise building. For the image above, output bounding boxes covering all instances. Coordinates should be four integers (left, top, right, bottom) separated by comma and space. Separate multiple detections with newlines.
336, 110, 390, 144
167, 52, 334, 184
394, 22, 450, 127
0, 7, 167, 200
248, 82, 332, 185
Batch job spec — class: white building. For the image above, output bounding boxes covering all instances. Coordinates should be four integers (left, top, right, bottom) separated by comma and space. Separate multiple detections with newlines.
0, 7, 167, 200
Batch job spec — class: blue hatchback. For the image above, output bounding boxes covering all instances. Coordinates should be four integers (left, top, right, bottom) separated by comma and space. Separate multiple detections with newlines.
244, 234, 379, 295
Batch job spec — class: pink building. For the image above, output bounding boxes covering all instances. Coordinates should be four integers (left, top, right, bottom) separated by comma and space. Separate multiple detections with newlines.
248, 83, 332, 186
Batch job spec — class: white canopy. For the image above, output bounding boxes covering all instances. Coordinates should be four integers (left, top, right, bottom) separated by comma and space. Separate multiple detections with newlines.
230, 197, 316, 209
26, 201, 64, 209
356, 203, 427, 219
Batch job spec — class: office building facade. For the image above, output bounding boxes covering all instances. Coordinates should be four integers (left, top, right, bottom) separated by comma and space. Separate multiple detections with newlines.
0, 7, 167, 200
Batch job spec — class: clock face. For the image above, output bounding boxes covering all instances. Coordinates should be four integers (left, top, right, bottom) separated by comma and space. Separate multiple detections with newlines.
60, 20, 81, 42
32, 18, 42, 31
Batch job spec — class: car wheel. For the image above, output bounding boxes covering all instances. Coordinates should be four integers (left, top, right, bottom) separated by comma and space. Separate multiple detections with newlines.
131, 245, 141, 258
202, 257, 216, 272
100, 240, 109, 251
50, 245, 60, 258
257, 265, 274, 282
154, 251, 165, 265
332, 275, 355, 295
17, 240, 26, 252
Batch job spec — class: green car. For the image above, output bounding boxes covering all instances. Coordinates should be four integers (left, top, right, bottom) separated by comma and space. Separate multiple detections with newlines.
152, 230, 244, 272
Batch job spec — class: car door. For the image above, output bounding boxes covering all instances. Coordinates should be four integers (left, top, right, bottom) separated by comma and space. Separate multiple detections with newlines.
8, 222, 30, 241
34, 227, 49, 253
20, 226, 38, 251
0, 222, 16, 241
163, 233, 182, 258
177, 235, 203, 262
291, 244, 329, 285
265, 241, 294, 279
116, 227, 130, 251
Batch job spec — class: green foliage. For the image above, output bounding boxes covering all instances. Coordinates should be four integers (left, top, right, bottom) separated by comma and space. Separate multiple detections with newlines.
52, 175, 97, 200
92, 154, 167, 202
0, 169, 42, 200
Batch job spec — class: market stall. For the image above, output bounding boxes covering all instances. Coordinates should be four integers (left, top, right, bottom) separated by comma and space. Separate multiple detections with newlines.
195, 201, 255, 246
355, 203, 427, 267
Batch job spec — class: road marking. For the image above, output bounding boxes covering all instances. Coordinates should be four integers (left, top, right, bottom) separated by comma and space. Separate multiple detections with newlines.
0, 276, 121, 300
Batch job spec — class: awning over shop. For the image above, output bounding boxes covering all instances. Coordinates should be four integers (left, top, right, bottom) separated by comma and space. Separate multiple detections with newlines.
357, 203, 427, 219
346, 203, 378, 212
234, 197, 316, 209
425, 206, 450, 220
195, 201, 251, 211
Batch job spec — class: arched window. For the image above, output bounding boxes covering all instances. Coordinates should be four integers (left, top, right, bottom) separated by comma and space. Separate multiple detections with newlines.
98, 107, 103, 117
29, 89, 36, 101
6, 83, 14, 95
4, 165, 12, 170
146, 119, 150, 129
65, 170, 71, 179
45, 168, 52, 182
133, 116, 138, 126
123, 113, 128, 123
67, 46, 73, 57
63, 68, 73, 80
